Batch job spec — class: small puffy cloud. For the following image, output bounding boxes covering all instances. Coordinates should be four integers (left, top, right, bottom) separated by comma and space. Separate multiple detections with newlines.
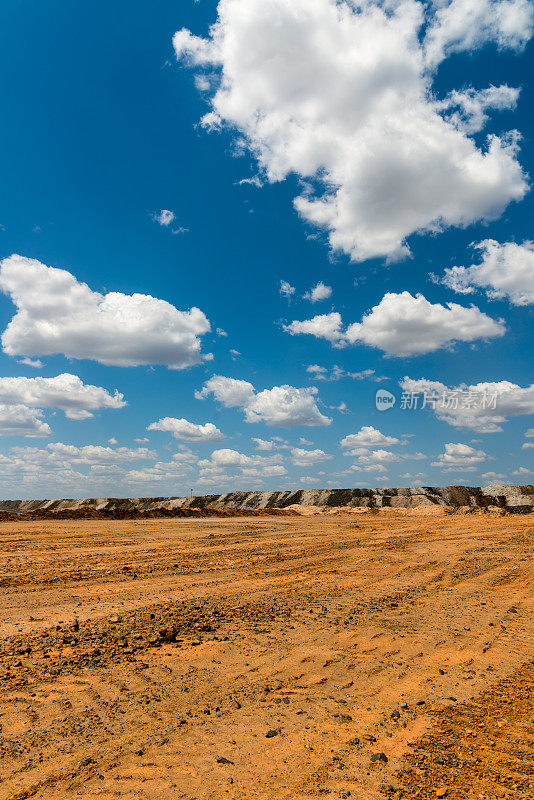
125, 457, 194, 484
108, 437, 118, 445
438, 239, 534, 306
401, 376, 534, 432
290, 447, 332, 466
285, 313, 344, 345
252, 437, 275, 451
246, 385, 331, 427
526, 428, 534, 437
329, 401, 348, 412
240, 464, 287, 477
304, 282, 332, 302
347, 445, 425, 467
18, 357, 43, 368
0, 255, 211, 369
0, 373, 125, 420
0, 404, 51, 437
195, 375, 256, 407
198, 448, 287, 479
306, 364, 328, 377
175, 0, 529, 262
340, 426, 400, 449
288, 293, 504, 356
522, 442, 534, 449
147, 417, 224, 442
280, 280, 296, 299
153, 209, 175, 226
512, 466, 532, 475
134, 437, 149, 443
355, 448, 402, 465
400, 471, 427, 481
432, 442, 487, 467
481, 471, 507, 482
202, 448, 253, 467
197, 375, 331, 427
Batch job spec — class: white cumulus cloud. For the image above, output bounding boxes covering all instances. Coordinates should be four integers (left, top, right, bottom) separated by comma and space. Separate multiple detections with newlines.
432, 442, 487, 468
304, 282, 332, 302
196, 375, 331, 427
340, 425, 400, 448
0, 255, 211, 369
174, 0, 529, 262
252, 437, 275, 451
147, 417, 224, 442
197, 448, 287, 480
18, 357, 43, 368
0, 404, 51, 437
438, 239, 534, 305
401, 376, 534, 432
0, 373, 125, 420
154, 209, 176, 226
290, 447, 332, 466
286, 292, 504, 356
195, 375, 256, 407
285, 313, 344, 345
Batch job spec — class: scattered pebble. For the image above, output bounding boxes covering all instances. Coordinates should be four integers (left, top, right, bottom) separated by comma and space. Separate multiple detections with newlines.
370, 752, 388, 763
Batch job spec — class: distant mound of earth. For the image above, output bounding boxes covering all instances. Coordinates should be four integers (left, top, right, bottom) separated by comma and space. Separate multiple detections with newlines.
0, 484, 532, 519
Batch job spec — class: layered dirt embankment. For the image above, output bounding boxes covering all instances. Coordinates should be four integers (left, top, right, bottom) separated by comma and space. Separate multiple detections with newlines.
0, 484, 532, 520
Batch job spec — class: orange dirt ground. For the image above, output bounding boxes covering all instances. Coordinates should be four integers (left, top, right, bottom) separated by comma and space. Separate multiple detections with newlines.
0, 512, 532, 800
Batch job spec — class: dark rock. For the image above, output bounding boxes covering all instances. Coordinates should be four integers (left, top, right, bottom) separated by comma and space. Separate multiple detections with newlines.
370, 752, 388, 763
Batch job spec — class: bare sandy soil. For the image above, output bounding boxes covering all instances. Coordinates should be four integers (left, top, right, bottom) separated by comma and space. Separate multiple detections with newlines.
0, 512, 532, 800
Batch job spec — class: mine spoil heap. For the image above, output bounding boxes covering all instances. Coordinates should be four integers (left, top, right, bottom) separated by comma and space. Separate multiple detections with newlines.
0, 484, 532, 519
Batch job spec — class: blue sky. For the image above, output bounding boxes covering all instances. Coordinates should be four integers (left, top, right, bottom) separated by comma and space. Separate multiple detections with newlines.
0, 0, 532, 498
